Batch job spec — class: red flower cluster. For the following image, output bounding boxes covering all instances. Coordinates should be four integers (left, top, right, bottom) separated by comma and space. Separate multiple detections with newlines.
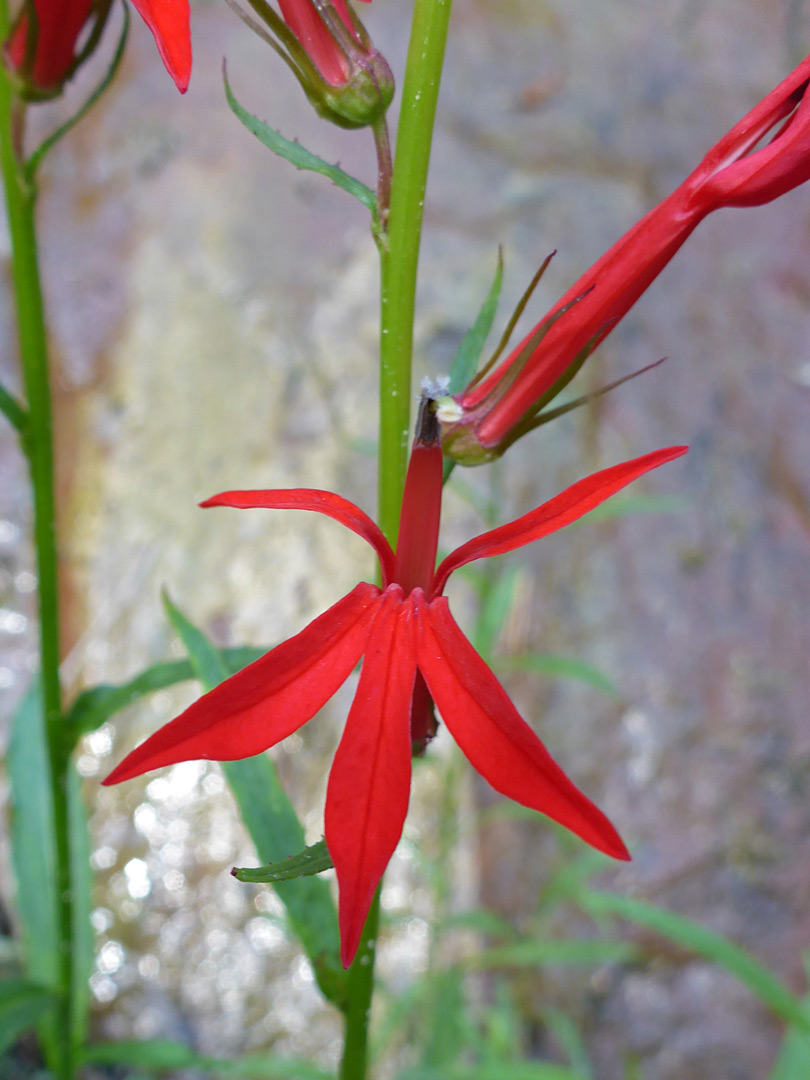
441, 54, 810, 463
105, 407, 686, 966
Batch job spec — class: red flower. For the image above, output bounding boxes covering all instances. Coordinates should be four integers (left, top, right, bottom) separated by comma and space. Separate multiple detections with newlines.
104, 411, 686, 966
4, 0, 112, 99
441, 54, 810, 463
130, 0, 192, 93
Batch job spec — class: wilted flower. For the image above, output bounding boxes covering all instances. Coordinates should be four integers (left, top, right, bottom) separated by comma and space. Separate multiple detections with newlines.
105, 402, 686, 966
441, 54, 810, 464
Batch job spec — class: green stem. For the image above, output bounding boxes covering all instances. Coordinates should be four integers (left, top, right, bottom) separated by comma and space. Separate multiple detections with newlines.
338, 888, 381, 1080
0, 58, 73, 1080
337, 3, 454, 1076
377, 0, 453, 545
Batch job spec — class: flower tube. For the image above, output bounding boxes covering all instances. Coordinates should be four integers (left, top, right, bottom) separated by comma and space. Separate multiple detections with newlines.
440, 54, 810, 465
104, 401, 687, 966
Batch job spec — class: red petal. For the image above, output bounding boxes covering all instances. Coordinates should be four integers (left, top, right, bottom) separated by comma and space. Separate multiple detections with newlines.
433, 446, 687, 595
130, 0, 192, 93
202, 489, 395, 587
415, 593, 629, 860
325, 586, 416, 967
103, 583, 380, 784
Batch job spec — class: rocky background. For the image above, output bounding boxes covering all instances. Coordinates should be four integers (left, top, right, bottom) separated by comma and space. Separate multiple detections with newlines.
1, 0, 809, 1076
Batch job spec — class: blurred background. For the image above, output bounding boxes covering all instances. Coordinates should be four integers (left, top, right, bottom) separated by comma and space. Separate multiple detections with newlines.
1, 0, 810, 1076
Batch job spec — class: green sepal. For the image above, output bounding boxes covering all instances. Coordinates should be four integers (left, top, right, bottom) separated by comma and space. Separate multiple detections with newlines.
233, 839, 334, 883
161, 593, 347, 1011
223, 66, 378, 221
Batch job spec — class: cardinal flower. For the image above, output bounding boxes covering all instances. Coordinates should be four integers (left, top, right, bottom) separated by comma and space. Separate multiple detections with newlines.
105, 407, 686, 966
130, 0, 192, 93
440, 53, 810, 464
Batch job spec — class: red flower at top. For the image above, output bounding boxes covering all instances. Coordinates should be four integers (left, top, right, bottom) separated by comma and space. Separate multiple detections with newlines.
105, 407, 686, 967
130, 0, 192, 93
441, 54, 810, 463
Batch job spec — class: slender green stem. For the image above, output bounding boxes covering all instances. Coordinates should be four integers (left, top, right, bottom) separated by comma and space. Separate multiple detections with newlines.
338, 888, 381, 1080
377, 0, 453, 545
0, 61, 73, 1080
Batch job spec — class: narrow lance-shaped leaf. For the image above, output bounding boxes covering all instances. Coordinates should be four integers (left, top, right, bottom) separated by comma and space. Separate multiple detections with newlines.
160, 595, 348, 1009
233, 839, 333, 883
0, 980, 56, 1057
7, 684, 60, 1063
223, 66, 377, 217
447, 249, 504, 394
579, 890, 810, 1036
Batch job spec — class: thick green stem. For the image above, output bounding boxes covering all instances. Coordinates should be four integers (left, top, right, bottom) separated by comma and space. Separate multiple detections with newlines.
0, 57, 73, 1080
377, 0, 453, 545
338, 888, 381, 1080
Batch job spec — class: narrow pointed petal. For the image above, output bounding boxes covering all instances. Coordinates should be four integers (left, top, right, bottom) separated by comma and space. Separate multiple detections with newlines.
415, 593, 629, 860
202, 489, 395, 586
433, 446, 687, 595
130, 0, 192, 93
325, 586, 416, 967
104, 583, 381, 784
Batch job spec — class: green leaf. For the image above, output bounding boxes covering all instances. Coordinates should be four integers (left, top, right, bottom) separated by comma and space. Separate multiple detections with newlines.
420, 971, 469, 1068
66, 647, 268, 740
0, 382, 28, 437
448, 250, 504, 393
467, 939, 637, 970
495, 653, 619, 696
583, 493, 688, 522
579, 891, 810, 1035
474, 565, 521, 657
224, 67, 377, 217
769, 958, 810, 1078
80, 1040, 333, 1079
162, 594, 346, 1010
398, 1065, 586, 1080
233, 839, 333, 883
542, 1008, 594, 1080
0, 979, 55, 1055
7, 683, 60, 1060
68, 765, 93, 1053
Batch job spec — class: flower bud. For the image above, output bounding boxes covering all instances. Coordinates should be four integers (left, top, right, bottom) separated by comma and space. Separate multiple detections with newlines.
3, 0, 113, 101
245, 0, 394, 129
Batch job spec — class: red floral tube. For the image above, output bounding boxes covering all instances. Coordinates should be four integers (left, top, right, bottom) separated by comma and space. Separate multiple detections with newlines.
441, 54, 810, 463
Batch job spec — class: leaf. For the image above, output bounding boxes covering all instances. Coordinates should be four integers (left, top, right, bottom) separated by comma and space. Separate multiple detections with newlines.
448, 250, 504, 393
398, 1065, 585, 1080
223, 67, 377, 217
419, 971, 470, 1068
66, 647, 269, 739
495, 653, 619, 696
769, 959, 810, 1078
467, 939, 637, 970
80, 1040, 333, 1079
582, 493, 688, 522
162, 595, 346, 1010
233, 839, 333, 883
7, 682, 60, 1061
68, 765, 93, 1053
0, 979, 55, 1056
542, 1008, 594, 1080
0, 382, 28, 437
579, 891, 810, 1035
